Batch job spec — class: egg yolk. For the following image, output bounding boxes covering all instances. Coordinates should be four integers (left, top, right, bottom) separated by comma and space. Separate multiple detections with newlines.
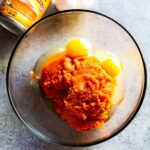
66, 39, 91, 57
101, 58, 122, 77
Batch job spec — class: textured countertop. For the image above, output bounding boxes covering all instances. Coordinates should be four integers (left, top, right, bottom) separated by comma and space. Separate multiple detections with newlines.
0, 0, 150, 150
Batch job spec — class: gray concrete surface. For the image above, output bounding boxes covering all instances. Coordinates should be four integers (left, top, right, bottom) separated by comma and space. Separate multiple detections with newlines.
0, 0, 150, 149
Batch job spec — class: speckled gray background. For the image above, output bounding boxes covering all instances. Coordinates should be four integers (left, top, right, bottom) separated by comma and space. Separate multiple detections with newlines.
0, 0, 150, 150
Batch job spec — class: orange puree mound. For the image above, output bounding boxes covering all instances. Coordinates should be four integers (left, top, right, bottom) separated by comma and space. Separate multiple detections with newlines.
40, 56, 114, 132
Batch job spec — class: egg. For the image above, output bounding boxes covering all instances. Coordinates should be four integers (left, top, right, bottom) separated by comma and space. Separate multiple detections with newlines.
66, 38, 92, 57
54, 0, 95, 11
101, 58, 122, 78
94, 49, 124, 116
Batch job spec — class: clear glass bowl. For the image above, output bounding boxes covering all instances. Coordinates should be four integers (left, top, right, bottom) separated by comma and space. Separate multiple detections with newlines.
7, 10, 147, 146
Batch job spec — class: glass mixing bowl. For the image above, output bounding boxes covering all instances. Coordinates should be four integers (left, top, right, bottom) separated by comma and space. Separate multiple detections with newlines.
6, 10, 147, 146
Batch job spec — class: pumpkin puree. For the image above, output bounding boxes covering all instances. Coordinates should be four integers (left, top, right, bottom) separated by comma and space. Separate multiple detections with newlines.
40, 54, 114, 132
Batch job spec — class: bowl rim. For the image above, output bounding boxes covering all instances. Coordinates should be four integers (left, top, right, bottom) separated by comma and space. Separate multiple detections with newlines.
6, 9, 147, 147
